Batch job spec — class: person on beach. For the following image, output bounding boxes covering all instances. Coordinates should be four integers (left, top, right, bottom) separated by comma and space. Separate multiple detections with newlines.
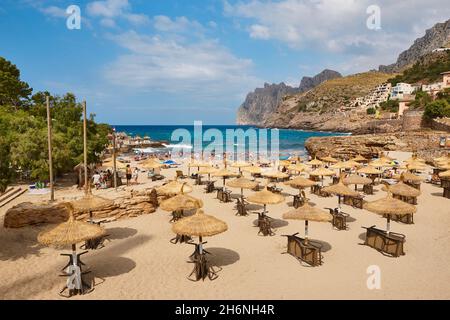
126, 165, 132, 186
133, 168, 139, 185
92, 171, 101, 190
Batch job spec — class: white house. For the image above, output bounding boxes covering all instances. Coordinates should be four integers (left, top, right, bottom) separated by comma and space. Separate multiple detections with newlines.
391, 83, 415, 100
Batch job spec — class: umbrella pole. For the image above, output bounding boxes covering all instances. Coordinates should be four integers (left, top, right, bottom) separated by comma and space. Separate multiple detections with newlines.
83, 101, 88, 196
338, 196, 341, 211
386, 215, 391, 234
199, 236, 203, 255
304, 220, 309, 244
263, 204, 266, 217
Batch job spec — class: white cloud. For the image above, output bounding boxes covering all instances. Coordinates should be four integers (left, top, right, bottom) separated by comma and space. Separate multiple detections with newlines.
87, 0, 149, 26
39, 5, 67, 18
225, 0, 450, 72
104, 30, 259, 99
153, 15, 204, 33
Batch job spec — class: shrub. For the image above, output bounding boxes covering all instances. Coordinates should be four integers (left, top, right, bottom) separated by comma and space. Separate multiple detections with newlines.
366, 107, 376, 115
423, 100, 450, 120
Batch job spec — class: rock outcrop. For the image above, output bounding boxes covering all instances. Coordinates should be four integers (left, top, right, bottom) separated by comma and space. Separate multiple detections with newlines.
236, 69, 341, 126
236, 82, 300, 125
299, 69, 342, 93
379, 19, 450, 73
4, 191, 157, 228
305, 130, 449, 162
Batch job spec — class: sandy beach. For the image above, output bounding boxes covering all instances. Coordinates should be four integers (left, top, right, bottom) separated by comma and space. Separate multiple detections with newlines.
1, 152, 449, 300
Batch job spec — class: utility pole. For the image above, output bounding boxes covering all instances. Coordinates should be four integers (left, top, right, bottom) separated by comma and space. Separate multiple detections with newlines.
46, 96, 54, 201
83, 101, 88, 195
113, 127, 117, 191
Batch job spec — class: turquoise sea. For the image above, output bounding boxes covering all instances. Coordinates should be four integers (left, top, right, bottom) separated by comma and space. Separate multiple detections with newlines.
114, 125, 348, 157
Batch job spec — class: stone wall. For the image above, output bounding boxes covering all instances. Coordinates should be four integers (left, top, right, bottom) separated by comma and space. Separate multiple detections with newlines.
431, 117, 450, 132
4, 190, 158, 228
402, 110, 424, 131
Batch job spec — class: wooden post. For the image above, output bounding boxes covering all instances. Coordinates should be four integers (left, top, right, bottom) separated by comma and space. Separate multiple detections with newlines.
46, 96, 55, 202
113, 128, 117, 191
83, 101, 88, 195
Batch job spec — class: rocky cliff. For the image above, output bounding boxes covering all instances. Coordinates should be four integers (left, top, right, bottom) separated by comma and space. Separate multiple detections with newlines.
379, 19, 450, 73
236, 69, 341, 125
299, 69, 342, 92
236, 83, 299, 125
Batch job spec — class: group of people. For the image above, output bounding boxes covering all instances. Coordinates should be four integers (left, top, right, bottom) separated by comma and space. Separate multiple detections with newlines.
92, 170, 113, 190
125, 165, 139, 186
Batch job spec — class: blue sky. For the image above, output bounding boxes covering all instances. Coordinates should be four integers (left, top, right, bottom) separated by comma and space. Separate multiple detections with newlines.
1, 0, 449, 125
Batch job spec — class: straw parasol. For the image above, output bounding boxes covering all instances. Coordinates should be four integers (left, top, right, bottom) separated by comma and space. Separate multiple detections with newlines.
157, 179, 193, 196
172, 209, 228, 238
322, 175, 359, 209
278, 160, 291, 168
309, 167, 335, 186
160, 185, 203, 213
439, 170, 450, 178
434, 154, 450, 163
393, 171, 424, 183
262, 171, 289, 179
231, 161, 252, 172
285, 176, 317, 192
247, 187, 285, 217
243, 166, 262, 174
213, 168, 239, 188
364, 191, 416, 233
357, 166, 382, 175
141, 158, 164, 169
321, 155, 339, 164
71, 194, 114, 221
188, 161, 211, 174
197, 166, 218, 181
343, 175, 372, 191
101, 160, 127, 170
288, 163, 309, 174
406, 162, 426, 171
283, 202, 332, 244
227, 177, 258, 199
307, 158, 323, 167
437, 162, 450, 170
351, 154, 368, 162
38, 204, 106, 247
370, 159, 393, 167
381, 176, 421, 198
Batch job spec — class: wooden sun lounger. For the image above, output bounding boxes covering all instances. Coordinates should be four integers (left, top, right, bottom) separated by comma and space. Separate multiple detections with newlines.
282, 233, 323, 267
325, 208, 349, 231
255, 212, 275, 236
267, 185, 282, 193
176, 170, 188, 179
292, 195, 306, 208
204, 181, 215, 193
383, 213, 414, 224
392, 194, 417, 205
186, 242, 221, 281
362, 226, 405, 257
170, 234, 192, 244
59, 250, 93, 297
343, 195, 364, 209
363, 184, 374, 195
170, 210, 184, 222
235, 198, 249, 216
216, 188, 232, 203
81, 220, 109, 250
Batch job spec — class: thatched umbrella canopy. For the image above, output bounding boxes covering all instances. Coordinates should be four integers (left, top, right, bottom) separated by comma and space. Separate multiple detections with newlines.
283, 202, 332, 243
188, 161, 211, 168
38, 204, 105, 247
393, 171, 424, 183
323, 175, 359, 208
262, 171, 289, 179
72, 194, 113, 213
437, 162, 450, 170
321, 155, 339, 164
285, 176, 317, 193
307, 158, 323, 167
439, 170, 450, 178
405, 156, 426, 164
243, 166, 262, 174
370, 159, 393, 168
197, 166, 218, 181
247, 187, 285, 217
434, 154, 450, 162
157, 180, 193, 196
227, 177, 258, 198
172, 209, 227, 238
364, 192, 416, 233
351, 155, 368, 162
230, 161, 252, 172
160, 184, 203, 212
278, 160, 291, 168
357, 166, 382, 175
406, 162, 426, 171
309, 167, 335, 186
381, 180, 421, 198
213, 168, 239, 188
287, 163, 309, 174
142, 158, 164, 169
101, 160, 127, 170
343, 175, 372, 190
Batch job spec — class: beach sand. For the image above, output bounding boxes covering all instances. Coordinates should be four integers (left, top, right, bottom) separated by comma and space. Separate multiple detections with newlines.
1, 152, 449, 300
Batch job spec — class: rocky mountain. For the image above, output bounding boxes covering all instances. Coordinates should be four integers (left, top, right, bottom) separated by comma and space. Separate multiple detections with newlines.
236, 83, 300, 125
299, 69, 342, 92
379, 19, 450, 73
236, 69, 340, 125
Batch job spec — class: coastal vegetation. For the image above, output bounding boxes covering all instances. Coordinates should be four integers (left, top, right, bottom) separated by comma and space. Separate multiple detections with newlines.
0, 57, 110, 192
388, 51, 450, 86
